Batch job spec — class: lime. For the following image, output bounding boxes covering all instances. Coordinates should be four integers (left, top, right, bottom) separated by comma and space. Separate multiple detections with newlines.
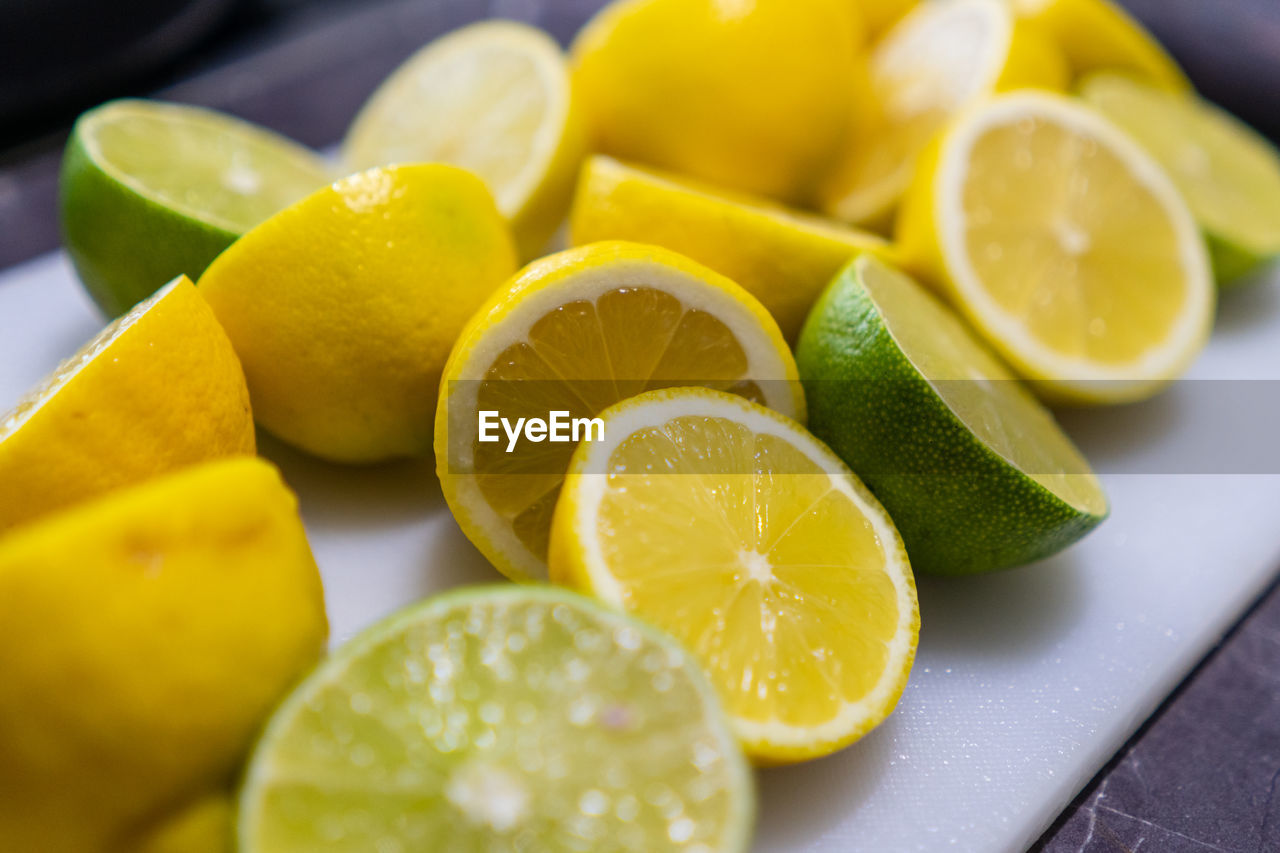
238, 585, 754, 853
1081, 73, 1280, 286
60, 99, 332, 317
796, 255, 1108, 575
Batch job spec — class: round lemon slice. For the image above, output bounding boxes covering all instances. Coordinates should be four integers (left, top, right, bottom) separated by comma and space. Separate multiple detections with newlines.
435, 241, 804, 583
343, 21, 585, 259
897, 91, 1214, 404
549, 387, 918, 764
819, 0, 1067, 228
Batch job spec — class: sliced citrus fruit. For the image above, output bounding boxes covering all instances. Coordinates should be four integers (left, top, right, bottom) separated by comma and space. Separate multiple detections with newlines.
568, 155, 891, 341
1081, 72, 1280, 285
436, 241, 804, 582
819, 0, 1067, 228
549, 387, 918, 764
238, 585, 754, 853
0, 276, 254, 531
0, 456, 326, 853
797, 255, 1108, 575
1012, 0, 1190, 91
199, 164, 517, 464
60, 99, 332, 317
897, 91, 1214, 403
343, 21, 585, 259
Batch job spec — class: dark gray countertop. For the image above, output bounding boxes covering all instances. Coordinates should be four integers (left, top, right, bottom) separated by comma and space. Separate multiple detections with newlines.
2, 1, 1278, 849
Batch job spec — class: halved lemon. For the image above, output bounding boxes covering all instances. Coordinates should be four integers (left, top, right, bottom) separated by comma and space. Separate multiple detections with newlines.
343, 21, 586, 259
435, 241, 804, 582
897, 91, 1214, 404
1012, 0, 1190, 91
549, 387, 918, 764
819, 0, 1067, 228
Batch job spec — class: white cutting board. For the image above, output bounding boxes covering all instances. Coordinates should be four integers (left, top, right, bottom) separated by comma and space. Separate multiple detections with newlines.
4, 251, 1280, 852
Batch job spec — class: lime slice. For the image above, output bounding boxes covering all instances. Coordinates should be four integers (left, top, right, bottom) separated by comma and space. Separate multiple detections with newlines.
1081, 73, 1280, 286
238, 585, 754, 853
796, 255, 1108, 575
60, 99, 332, 317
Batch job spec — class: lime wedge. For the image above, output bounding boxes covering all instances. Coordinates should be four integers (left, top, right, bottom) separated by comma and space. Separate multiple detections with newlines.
238, 585, 754, 852
60, 99, 332, 316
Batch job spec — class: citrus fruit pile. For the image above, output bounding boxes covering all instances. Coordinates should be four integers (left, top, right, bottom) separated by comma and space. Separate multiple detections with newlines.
2, 0, 1277, 850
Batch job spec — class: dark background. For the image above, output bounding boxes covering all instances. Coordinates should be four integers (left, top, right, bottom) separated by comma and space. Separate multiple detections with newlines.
2, 1, 1279, 850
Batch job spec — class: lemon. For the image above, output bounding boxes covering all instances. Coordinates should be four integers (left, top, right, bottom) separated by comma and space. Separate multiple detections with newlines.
198, 164, 517, 464
549, 387, 918, 764
435, 241, 804, 583
568, 155, 892, 342
1011, 0, 1190, 91
897, 91, 1214, 404
0, 276, 253, 531
60, 99, 332, 317
343, 21, 586, 260
238, 585, 754, 852
858, 0, 917, 37
1080, 73, 1280, 286
819, 0, 1068, 228
797, 255, 1108, 575
0, 456, 327, 853
571, 0, 863, 205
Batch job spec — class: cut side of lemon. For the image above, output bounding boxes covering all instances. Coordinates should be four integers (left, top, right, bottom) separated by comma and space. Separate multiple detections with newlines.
819, 0, 1067, 228
549, 387, 918, 764
569, 155, 891, 342
343, 21, 585, 259
1012, 0, 1190, 92
897, 91, 1214, 404
435, 241, 804, 583
1081, 72, 1280, 285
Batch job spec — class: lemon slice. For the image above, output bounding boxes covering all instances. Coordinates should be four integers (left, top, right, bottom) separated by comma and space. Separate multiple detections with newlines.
1012, 0, 1190, 91
819, 0, 1067, 228
569, 155, 891, 341
435, 241, 804, 582
1081, 73, 1280, 285
549, 387, 918, 764
0, 276, 254, 531
343, 21, 585, 259
897, 91, 1214, 404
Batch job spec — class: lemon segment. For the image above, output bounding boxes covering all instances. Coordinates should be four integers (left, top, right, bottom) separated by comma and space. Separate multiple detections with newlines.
1081, 73, 1280, 285
343, 21, 586, 259
1012, 0, 1190, 91
0, 457, 326, 853
897, 91, 1214, 404
568, 155, 892, 341
0, 276, 254, 531
436, 241, 803, 583
549, 387, 918, 764
819, 0, 1068, 228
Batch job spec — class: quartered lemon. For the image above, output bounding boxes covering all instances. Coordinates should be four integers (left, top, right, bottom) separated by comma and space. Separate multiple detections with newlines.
549, 387, 918, 764
343, 21, 586, 259
238, 586, 754, 853
897, 91, 1214, 404
1012, 0, 1190, 91
0, 276, 254, 531
1081, 73, 1280, 285
819, 0, 1067, 228
568, 155, 891, 341
435, 241, 804, 582
797, 255, 1108, 575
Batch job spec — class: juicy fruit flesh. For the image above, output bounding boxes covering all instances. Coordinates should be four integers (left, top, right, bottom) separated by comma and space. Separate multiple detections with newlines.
241, 591, 748, 852
473, 285, 762, 560
959, 112, 1189, 365
593, 414, 900, 730
1083, 76, 1280, 256
87, 103, 329, 233
859, 258, 1106, 515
